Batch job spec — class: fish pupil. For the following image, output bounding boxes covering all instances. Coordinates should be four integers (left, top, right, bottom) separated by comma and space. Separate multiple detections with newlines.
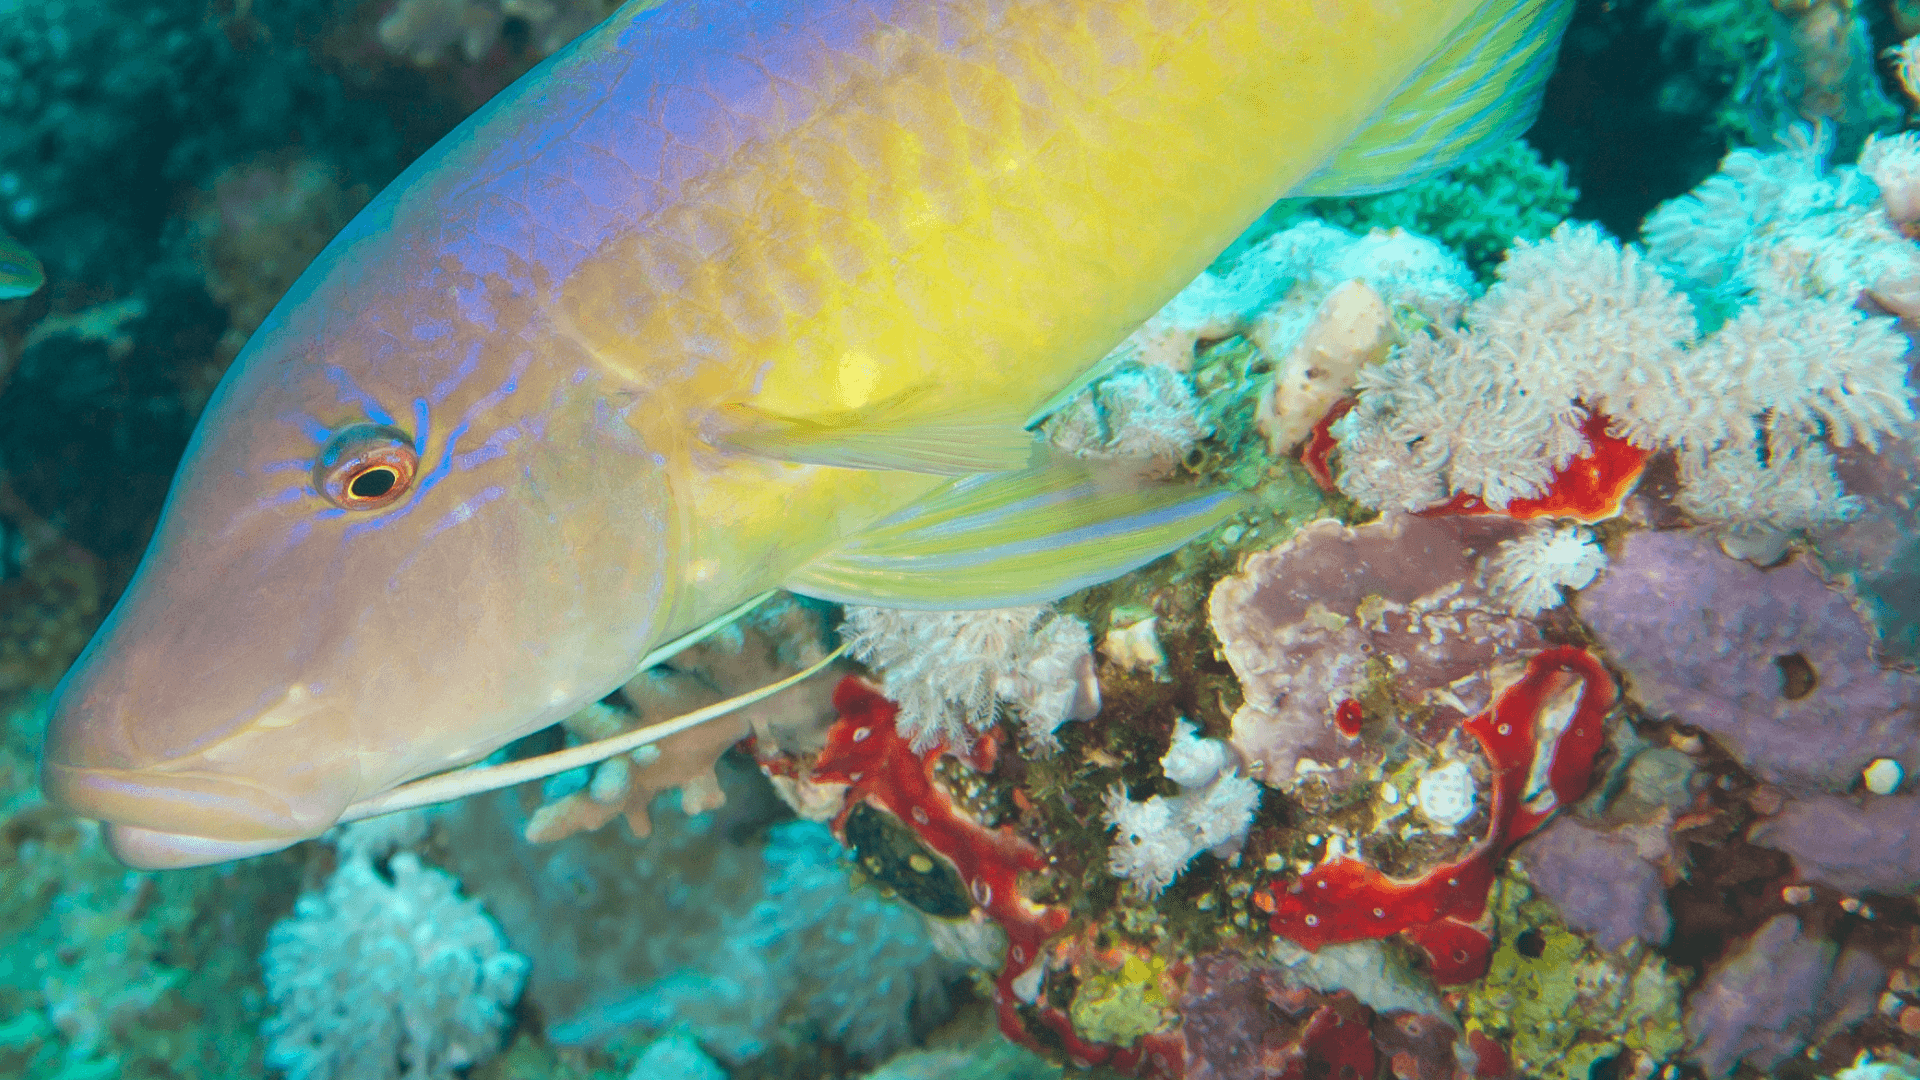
350, 467, 397, 499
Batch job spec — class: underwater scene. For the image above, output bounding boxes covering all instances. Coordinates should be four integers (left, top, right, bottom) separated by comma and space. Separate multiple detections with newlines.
4, 0, 1920, 1078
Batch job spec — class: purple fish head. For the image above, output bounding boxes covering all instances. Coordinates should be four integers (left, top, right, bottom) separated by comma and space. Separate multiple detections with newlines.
39, 186, 678, 868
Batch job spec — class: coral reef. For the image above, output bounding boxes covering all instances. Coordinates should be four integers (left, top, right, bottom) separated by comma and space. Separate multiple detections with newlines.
1042, 363, 1211, 479
0, 283, 221, 564
1684, 913, 1886, 1077
1334, 207, 1911, 530
1459, 874, 1687, 1080
1177, 953, 1382, 1080
1811, 378, 1920, 665
1748, 792, 1920, 895
1482, 523, 1608, 617
1648, 0, 1900, 153
377, 0, 618, 65
625, 1033, 725, 1080
1513, 817, 1672, 952
523, 593, 851, 843
185, 153, 370, 371
1240, 140, 1580, 280
1101, 720, 1261, 896
583, 820, 959, 1064
5, 3, 1920, 1079
1208, 513, 1539, 791
1, 691, 295, 1080
1115, 220, 1474, 377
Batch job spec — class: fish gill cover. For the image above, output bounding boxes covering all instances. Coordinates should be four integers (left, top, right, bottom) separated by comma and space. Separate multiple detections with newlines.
0, 1, 1918, 1079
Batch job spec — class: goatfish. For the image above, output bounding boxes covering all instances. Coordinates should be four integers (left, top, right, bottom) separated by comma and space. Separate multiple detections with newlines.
0, 226, 44, 299
41, 0, 1573, 868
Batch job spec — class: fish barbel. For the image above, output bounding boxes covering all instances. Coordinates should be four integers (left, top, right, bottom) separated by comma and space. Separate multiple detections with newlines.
41, 0, 1571, 867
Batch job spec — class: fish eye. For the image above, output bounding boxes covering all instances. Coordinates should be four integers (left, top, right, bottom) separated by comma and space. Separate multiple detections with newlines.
313, 425, 418, 511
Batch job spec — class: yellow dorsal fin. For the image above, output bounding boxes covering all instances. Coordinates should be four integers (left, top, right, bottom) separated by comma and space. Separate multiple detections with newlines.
1292, 0, 1575, 197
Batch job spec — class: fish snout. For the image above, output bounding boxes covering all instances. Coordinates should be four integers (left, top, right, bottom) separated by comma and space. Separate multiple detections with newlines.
42, 650, 363, 866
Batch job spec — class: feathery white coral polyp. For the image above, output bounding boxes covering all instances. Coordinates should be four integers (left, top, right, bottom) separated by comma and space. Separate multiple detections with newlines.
1860, 132, 1920, 229
1333, 222, 1699, 513
1102, 720, 1259, 896
261, 853, 527, 1080
840, 604, 1097, 753
1334, 193, 1917, 531
1483, 524, 1607, 617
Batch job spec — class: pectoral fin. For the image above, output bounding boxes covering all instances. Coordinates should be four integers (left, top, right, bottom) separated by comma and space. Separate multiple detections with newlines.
1291, 0, 1574, 196
714, 392, 1037, 475
785, 462, 1245, 608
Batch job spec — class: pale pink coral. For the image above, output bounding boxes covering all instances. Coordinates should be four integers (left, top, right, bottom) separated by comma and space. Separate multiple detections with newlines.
524, 594, 851, 843
1208, 514, 1538, 790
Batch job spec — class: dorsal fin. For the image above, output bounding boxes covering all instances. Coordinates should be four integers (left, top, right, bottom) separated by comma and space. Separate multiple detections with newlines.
1292, 0, 1575, 197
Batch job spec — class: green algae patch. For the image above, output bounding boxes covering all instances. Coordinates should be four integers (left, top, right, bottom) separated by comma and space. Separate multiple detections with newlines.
1462, 874, 1687, 1080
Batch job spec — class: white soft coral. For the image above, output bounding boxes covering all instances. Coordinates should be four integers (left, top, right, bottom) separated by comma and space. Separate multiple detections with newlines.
840, 604, 1099, 753
262, 853, 527, 1080
1102, 721, 1261, 896
1482, 523, 1608, 617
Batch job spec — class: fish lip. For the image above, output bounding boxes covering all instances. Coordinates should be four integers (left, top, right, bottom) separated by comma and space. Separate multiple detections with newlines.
38, 759, 325, 845
100, 824, 302, 870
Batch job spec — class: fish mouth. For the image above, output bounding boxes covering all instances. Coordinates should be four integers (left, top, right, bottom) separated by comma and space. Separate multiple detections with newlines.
39, 760, 329, 869
99, 824, 304, 869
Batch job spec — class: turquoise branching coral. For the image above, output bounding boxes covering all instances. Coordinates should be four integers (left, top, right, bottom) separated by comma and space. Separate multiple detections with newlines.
1222, 140, 1577, 280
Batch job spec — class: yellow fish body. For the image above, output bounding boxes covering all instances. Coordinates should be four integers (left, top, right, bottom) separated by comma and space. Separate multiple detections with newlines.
41, 0, 1571, 867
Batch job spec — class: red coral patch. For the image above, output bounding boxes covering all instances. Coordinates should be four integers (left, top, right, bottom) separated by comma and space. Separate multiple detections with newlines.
1334, 698, 1365, 738
814, 678, 1178, 1075
1404, 917, 1494, 984
1264, 648, 1615, 980
1420, 412, 1649, 522
1301, 396, 1356, 491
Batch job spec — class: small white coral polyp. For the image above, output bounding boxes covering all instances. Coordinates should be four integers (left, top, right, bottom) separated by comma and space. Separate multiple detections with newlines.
1482, 523, 1607, 617
1859, 132, 1920, 230
1102, 720, 1260, 896
840, 604, 1097, 753
261, 853, 528, 1080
